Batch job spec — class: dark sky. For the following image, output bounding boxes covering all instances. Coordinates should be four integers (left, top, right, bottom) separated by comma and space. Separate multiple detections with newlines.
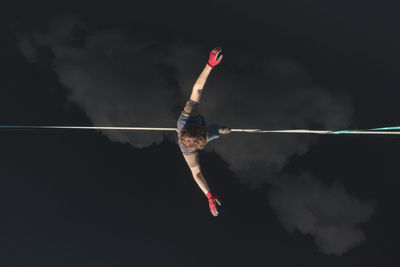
1, 1, 400, 266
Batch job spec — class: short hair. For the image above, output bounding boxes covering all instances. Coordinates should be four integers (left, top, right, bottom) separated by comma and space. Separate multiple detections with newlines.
178, 125, 207, 152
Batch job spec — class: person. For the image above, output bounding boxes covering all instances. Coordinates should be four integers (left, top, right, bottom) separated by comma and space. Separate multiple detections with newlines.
177, 47, 231, 216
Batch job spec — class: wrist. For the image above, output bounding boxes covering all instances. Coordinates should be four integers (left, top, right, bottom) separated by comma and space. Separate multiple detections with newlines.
205, 63, 213, 70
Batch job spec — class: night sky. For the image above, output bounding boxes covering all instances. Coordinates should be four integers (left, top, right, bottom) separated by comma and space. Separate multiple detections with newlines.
1, 1, 399, 266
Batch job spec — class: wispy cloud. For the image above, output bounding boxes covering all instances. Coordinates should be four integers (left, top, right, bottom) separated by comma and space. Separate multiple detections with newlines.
268, 172, 374, 255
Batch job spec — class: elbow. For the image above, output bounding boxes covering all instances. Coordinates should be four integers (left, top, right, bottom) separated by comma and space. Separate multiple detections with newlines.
192, 85, 203, 93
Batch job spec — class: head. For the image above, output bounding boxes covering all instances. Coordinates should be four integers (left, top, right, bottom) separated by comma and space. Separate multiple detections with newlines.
178, 125, 207, 152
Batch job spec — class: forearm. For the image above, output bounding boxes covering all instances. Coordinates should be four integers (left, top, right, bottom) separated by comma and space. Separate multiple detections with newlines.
191, 169, 211, 195
190, 64, 212, 103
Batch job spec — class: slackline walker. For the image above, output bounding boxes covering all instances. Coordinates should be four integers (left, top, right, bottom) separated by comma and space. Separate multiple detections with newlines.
3, 47, 399, 216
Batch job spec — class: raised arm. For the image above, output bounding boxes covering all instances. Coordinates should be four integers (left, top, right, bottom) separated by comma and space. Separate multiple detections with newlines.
189, 47, 223, 103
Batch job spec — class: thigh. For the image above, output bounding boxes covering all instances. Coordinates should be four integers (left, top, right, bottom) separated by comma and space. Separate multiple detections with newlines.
181, 99, 200, 117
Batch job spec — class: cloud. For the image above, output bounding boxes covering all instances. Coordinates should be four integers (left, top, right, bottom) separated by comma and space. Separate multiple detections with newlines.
16, 17, 374, 255
268, 172, 375, 255
17, 17, 179, 148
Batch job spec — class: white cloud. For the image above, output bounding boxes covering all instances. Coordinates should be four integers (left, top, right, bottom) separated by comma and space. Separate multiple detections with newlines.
268, 172, 374, 255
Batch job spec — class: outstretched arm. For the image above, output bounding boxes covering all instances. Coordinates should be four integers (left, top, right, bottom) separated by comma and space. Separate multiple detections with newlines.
189, 47, 223, 103
190, 65, 212, 103
182, 152, 210, 194
190, 164, 221, 217
182, 152, 221, 216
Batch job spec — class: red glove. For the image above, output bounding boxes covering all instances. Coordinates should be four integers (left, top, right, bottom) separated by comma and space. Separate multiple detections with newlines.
207, 47, 223, 68
206, 191, 222, 216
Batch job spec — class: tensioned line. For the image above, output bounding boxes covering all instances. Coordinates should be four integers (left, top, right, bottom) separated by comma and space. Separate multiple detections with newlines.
0, 126, 180, 132
1, 125, 400, 135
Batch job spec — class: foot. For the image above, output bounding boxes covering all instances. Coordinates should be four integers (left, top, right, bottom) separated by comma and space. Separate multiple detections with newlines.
219, 126, 231, 134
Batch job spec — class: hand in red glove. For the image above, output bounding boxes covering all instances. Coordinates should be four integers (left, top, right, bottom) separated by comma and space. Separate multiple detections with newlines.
207, 47, 223, 68
206, 191, 222, 216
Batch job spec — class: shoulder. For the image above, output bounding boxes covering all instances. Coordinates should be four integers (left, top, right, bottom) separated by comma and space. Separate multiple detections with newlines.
182, 151, 200, 168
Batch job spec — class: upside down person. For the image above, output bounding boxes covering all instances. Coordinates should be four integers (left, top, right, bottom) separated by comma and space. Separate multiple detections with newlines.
177, 47, 231, 216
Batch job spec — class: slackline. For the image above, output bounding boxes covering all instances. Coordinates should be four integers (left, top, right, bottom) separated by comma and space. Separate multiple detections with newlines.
1, 125, 400, 135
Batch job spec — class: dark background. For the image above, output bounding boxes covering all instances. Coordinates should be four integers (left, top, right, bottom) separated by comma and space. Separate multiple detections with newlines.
0, 1, 399, 266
